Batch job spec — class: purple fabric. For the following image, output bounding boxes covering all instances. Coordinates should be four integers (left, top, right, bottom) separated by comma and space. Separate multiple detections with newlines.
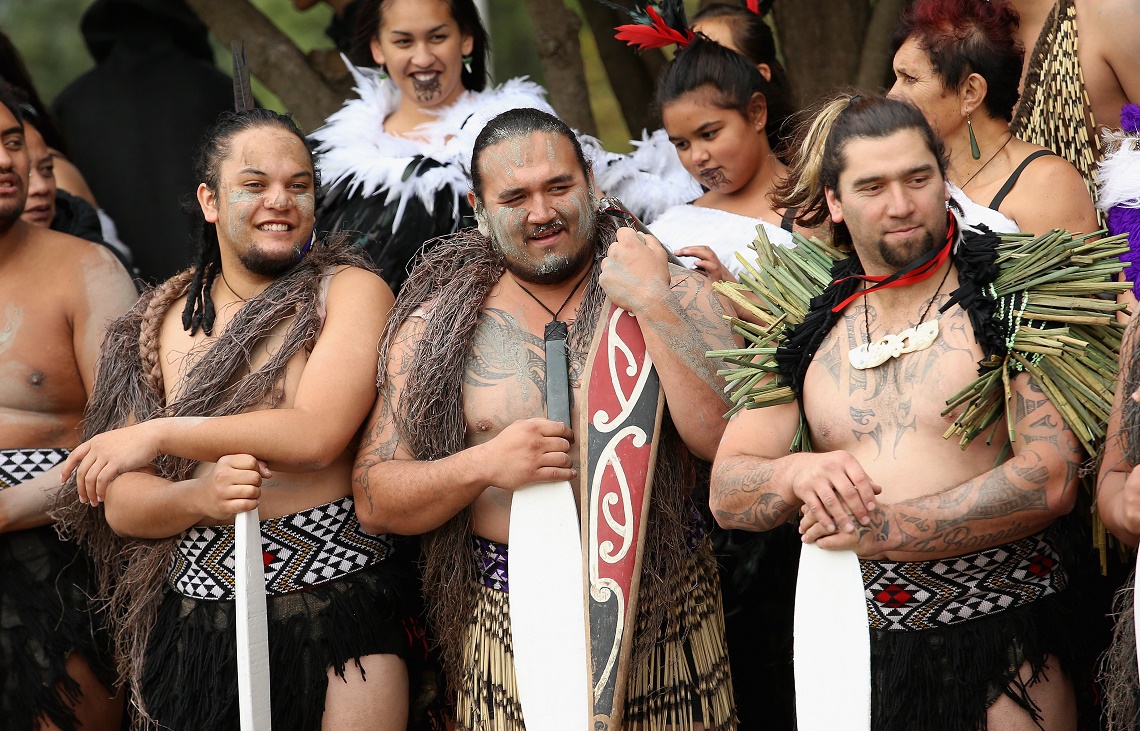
1120, 104, 1140, 134
472, 536, 509, 593
1109, 104, 1140, 294
1108, 206, 1140, 295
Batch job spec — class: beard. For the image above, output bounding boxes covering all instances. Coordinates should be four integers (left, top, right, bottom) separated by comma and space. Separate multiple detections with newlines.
491, 204, 600, 286
0, 189, 26, 229
239, 244, 298, 277
876, 227, 938, 269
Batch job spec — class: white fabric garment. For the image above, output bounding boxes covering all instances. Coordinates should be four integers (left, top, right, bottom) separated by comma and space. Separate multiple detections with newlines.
947, 182, 1020, 235
648, 204, 794, 277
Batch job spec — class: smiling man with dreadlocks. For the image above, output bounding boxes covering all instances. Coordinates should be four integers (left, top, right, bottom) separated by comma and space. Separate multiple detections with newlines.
51, 99, 415, 729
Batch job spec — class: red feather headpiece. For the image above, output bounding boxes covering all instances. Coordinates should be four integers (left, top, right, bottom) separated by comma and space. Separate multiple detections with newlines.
614, 6, 694, 50
747, 0, 762, 14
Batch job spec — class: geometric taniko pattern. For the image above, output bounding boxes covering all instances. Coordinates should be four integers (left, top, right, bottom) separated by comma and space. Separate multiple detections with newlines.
861, 530, 1067, 631
0, 447, 69, 489
169, 496, 394, 600
473, 536, 509, 593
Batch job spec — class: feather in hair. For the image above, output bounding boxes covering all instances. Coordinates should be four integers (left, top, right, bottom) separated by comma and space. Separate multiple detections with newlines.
231, 41, 255, 113
602, 1, 693, 49
746, 0, 775, 16
614, 6, 694, 49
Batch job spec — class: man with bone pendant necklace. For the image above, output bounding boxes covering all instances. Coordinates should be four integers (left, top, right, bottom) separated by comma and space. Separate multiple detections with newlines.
352, 107, 740, 730
711, 95, 1086, 731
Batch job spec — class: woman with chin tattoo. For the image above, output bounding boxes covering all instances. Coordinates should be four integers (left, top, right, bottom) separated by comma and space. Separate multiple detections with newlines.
311, 0, 557, 293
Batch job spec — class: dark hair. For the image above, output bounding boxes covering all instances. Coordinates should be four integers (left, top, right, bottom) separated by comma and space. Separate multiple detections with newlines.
891, 0, 1023, 122
182, 109, 317, 335
690, 3, 794, 148
351, 0, 490, 93
0, 31, 65, 153
657, 35, 779, 154
469, 108, 589, 201
0, 79, 25, 129
772, 94, 946, 249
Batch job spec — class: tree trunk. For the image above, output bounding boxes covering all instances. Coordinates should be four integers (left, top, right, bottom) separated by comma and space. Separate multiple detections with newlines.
856, 0, 908, 92
579, 0, 666, 136
185, 0, 348, 132
521, 0, 599, 136
771, 0, 870, 109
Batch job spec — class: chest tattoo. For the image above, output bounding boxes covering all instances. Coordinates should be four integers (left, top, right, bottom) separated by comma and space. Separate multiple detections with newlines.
465, 309, 548, 402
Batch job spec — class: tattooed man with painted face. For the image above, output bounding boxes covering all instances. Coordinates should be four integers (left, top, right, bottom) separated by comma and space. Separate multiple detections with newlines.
712, 95, 1087, 731
0, 80, 136, 731
52, 108, 418, 731
352, 107, 740, 730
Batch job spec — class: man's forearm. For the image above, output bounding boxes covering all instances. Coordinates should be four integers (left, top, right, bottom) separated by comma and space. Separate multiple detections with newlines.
155, 409, 359, 471
103, 472, 208, 539
637, 294, 732, 460
0, 465, 63, 532
353, 446, 491, 536
1095, 470, 1140, 547
710, 454, 801, 531
876, 448, 1075, 560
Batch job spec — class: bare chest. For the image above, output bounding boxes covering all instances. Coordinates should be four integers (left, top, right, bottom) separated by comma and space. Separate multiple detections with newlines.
0, 288, 86, 421
802, 303, 988, 461
461, 308, 585, 448
157, 305, 306, 409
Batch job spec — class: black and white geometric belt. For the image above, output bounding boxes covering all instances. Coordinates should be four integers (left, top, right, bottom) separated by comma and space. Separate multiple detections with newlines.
861, 529, 1066, 631
169, 496, 393, 600
0, 447, 69, 488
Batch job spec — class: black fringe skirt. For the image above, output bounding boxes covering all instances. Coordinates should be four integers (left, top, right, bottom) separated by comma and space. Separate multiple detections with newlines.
871, 592, 1079, 731
0, 524, 117, 731
140, 564, 413, 731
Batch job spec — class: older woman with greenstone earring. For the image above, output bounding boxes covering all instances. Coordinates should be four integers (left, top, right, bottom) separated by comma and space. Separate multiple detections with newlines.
888, 0, 1096, 236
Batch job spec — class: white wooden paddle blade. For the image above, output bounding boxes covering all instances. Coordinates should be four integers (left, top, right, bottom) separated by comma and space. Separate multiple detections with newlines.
235, 508, 272, 731
508, 480, 590, 731
794, 545, 870, 731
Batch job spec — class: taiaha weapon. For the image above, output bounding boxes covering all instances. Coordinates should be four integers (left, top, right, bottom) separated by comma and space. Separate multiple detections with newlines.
231, 41, 272, 731
793, 546, 871, 731
580, 199, 667, 730
508, 302, 591, 727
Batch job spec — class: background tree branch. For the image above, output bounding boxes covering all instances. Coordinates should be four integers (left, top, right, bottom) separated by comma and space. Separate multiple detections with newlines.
856, 0, 908, 92
579, 0, 666, 136
521, 0, 599, 136
186, 0, 347, 132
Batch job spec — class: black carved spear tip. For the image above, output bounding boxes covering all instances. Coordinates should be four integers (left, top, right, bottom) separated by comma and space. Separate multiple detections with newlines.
231, 41, 255, 114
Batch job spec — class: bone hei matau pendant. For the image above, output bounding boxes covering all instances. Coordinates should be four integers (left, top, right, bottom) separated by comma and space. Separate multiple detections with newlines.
848, 319, 940, 370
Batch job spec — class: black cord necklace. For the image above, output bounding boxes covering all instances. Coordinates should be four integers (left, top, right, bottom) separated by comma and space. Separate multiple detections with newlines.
514, 270, 591, 327
512, 270, 591, 428
960, 131, 1013, 191
220, 270, 249, 302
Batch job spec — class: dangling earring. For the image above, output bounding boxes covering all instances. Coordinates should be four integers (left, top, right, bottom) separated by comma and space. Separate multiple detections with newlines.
377, 64, 389, 80
463, 55, 473, 75
967, 113, 980, 160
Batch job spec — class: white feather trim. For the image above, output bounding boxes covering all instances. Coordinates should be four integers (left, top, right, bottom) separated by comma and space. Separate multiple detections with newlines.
310, 58, 555, 224
1097, 130, 1140, 210
589, 128, 703, 223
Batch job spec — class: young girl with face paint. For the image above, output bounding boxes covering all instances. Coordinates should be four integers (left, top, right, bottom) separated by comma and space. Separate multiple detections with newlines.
648, 36, 797, 286
312, 0, 557, 293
